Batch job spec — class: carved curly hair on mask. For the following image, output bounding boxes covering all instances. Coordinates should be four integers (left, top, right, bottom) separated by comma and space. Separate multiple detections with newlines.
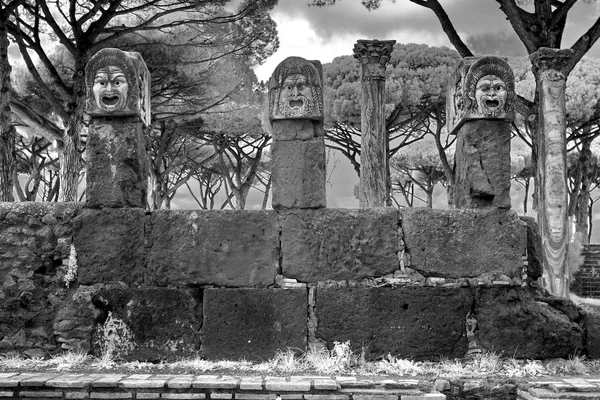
464, 56, 515, 113
85, 48, 140, 115
268, 56, 323, 118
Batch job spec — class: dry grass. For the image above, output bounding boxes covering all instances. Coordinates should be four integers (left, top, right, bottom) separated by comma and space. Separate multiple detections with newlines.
0, 346, 597, 379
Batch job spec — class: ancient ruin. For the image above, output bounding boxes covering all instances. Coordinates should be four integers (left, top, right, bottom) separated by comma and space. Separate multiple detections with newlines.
0, 48, 593, 370
448, 56, 515, 209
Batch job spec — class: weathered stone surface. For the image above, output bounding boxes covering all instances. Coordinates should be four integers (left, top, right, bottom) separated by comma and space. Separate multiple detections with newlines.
54, 284, 120, 353
271, 138, 326, 209
453, 120, 511, 209
202, 288, 307, 361
474, 287, 583, 358
520, 216, 543, 279
86, 120, 148, 208
91, 287, 201, 361
148, 210, 278, 287
280, 208, 399, 282
271, 118, 324, 141
0, 202, 81, 277
73, 208, 146, 285
316, 287, 472, 360
401, 208, 526, 278
0, 202, 82, 356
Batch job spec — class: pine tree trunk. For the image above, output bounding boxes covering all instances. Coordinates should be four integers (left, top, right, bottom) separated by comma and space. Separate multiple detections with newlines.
58, 132, 81, 202
58, 58, 87, 202
575, 139, 591, 244
0, 17, 15, 201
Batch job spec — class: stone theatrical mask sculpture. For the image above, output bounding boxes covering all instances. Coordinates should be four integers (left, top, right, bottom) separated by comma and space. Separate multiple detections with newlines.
446, 56, 515, 135
465, 56, 514, 118
269, 56, 323, 121
85, 48, 150, 124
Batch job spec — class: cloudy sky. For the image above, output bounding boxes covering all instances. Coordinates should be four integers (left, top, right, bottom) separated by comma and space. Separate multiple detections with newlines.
254, 0, 600, 81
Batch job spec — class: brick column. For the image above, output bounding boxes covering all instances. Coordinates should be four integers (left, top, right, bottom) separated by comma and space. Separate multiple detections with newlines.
353, 39, 395, 208
84, 48, 150, 208
268, 56, 326, 209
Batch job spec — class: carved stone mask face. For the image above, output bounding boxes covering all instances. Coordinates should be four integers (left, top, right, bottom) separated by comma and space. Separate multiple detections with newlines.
93, 66, 129, 112
475, 74, 507, 117
278, 73, 314, 118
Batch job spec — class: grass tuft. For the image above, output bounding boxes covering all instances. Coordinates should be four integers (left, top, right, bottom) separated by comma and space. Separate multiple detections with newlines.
0, 348, 597, 378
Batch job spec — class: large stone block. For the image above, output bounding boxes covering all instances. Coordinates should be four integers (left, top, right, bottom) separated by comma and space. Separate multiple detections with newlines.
148, 210, 279, 287
202, 288, 307, 360
280, 208, 399, 282
91, 287, 201, 361
401, 208, 526, 278
474, 288, 583, 359
73, 208, 146, 285
316, 287, 472, 360
271, 138, 326, 209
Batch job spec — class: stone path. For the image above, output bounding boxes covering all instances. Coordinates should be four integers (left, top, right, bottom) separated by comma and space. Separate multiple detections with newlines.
2, 373, 600, 399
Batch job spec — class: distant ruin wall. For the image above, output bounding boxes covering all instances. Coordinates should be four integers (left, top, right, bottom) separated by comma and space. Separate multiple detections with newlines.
0, 203, 585, 362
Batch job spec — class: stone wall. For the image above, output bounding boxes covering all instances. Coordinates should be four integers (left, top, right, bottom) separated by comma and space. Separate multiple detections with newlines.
0, 203, 587, 361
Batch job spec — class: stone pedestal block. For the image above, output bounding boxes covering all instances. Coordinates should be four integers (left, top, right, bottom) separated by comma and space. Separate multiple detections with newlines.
401, 208, 526, 278
73, 208, 146, 285
271, 137, 326, 209
474, 288, 583, 358
279, 208, 399, 282
86, 119, 148, 208
453, 120, 511, 209
148, 210, 279, 287
91, 287, 201, 361
316, 287, 472, 360
201, 288, 307, 361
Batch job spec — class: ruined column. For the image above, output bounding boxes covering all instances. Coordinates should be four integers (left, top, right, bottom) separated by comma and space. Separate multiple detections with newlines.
353, 39, 395, 208
529, 48, 573, 298
84, 48, 150, 208
268, 56, 326, 209
447, 56, 515, 209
